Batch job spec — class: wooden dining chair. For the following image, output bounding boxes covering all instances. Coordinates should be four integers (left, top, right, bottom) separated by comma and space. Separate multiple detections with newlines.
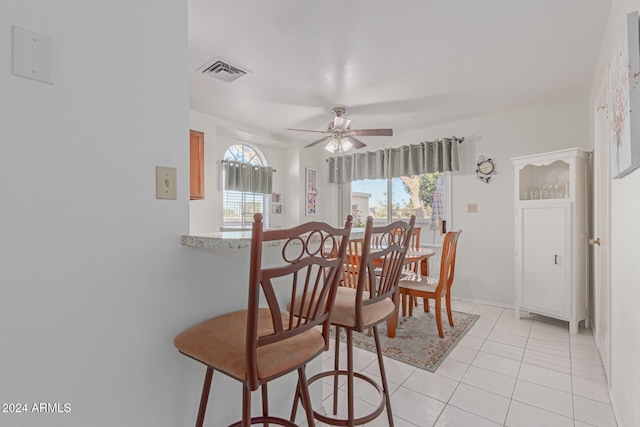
290, 215, 415, 426
398, 230, 462, 338
342, 238, 363, 289
398, 227, 424, 274
410, 227, 421, 248
174, 213, 352, 427
401, 227, 422, 311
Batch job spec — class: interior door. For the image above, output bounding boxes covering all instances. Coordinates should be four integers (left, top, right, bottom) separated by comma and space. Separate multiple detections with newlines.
593, 81, 611, 381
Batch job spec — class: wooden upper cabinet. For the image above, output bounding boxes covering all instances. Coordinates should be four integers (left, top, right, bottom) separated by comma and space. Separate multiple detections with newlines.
190, 130, 204, 200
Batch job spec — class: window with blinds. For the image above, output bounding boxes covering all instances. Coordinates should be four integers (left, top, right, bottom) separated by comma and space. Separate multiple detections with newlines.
222, 144, 268, 229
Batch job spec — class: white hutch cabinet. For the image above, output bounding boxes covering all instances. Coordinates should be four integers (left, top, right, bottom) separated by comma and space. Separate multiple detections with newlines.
512, 148, 591, 334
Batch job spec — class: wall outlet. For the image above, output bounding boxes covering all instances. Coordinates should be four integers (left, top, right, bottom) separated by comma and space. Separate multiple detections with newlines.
467, 203, 478, 213
156, 166, 177, 200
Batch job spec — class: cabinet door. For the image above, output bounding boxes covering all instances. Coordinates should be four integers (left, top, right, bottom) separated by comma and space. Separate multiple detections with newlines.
190, 130, 204, 200
520, 204, 570, 318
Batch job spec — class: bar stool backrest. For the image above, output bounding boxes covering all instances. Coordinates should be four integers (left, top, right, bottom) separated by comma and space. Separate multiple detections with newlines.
354, 215, 415, 330
246, 213, 352, 390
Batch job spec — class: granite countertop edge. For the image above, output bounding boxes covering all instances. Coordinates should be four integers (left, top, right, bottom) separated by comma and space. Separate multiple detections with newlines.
182, 228, 367, 250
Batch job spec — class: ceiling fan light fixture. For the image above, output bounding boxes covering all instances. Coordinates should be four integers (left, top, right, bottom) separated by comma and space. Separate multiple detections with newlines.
324, 137, 353, 154
340, 139, 353, 152
290, 107, 391, 151
324, 139, 338, 153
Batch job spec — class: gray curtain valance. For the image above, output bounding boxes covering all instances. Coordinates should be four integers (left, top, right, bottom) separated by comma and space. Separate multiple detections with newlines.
327, 137, 461, 184
223, 161, 274, 194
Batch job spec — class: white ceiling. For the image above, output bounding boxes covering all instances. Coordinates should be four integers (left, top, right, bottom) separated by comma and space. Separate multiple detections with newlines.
188, 1, 612, 147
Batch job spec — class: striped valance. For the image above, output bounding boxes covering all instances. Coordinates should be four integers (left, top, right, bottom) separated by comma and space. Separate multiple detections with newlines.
327, 137, 461, 184
223, 161, 274, 194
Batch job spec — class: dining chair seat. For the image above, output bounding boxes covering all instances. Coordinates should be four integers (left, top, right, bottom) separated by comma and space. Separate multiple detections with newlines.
395, 274, 439, 293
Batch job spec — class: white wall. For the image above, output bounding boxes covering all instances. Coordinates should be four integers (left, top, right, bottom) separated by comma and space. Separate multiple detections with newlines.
0, 2, 256, 426
317, 100, 589, 306
589, 1, 640, 425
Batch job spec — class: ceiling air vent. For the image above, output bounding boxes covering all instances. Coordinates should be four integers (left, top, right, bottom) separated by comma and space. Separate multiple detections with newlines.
198, 58, 249, 83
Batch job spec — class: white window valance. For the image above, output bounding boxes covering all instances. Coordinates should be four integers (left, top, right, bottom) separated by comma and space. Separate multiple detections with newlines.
327, 137, 461, 184
223, 161, 274, 194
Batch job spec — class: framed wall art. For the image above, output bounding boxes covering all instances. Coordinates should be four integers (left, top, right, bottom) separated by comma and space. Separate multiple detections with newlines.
306, 168, 317, 193
270, 193, 283, 214
305, 168, 317, 216
609, 10, 640, 179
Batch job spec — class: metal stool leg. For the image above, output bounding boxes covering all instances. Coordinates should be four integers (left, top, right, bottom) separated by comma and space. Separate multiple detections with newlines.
242, 385, 251, 427
261, 384, 268, 427
332, 325, 341, 415
297, 367, 316, 427
195, 367, 213, 427
346, 329, 355, 426
373, 326, 395, 427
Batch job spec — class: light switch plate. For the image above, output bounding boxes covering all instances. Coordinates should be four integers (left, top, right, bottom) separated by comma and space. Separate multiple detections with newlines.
467, 203, 478, 213
12, 26, 53, 85
156, 166, 177, 200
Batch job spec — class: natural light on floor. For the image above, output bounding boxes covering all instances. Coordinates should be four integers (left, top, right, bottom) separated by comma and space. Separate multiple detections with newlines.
305, 299, 614, 427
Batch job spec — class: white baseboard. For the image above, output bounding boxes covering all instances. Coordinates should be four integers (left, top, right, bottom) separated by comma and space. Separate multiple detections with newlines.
452, 296, 515, 310
609, 389, 622, 427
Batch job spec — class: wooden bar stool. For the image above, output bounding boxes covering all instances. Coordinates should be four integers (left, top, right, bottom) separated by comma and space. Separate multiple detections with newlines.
291, 215, 415, 426
174, 213, 352, 427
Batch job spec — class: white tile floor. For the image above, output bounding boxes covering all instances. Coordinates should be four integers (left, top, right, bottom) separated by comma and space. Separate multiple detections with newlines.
308, 300, 618, 427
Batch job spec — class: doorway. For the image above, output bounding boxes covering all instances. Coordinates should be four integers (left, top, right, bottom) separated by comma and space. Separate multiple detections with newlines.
593, 78, 612, 383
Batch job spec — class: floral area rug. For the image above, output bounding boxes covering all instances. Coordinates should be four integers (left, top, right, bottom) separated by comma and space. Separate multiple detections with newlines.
332, 308, 479, 373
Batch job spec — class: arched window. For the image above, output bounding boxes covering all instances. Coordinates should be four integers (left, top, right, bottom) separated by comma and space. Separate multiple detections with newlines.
222, 144, 268, 229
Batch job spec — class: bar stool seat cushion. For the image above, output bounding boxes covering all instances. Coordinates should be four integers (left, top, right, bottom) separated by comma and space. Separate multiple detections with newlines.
174, 308, 325, 381
331, 287, 395, 328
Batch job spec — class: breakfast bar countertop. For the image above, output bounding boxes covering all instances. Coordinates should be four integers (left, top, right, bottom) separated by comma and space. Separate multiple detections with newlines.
181, 231, 256, 250
181, 227, 367, 250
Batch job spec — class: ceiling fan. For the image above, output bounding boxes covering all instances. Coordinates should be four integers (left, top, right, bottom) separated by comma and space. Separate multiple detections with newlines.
288, 107, 393, 153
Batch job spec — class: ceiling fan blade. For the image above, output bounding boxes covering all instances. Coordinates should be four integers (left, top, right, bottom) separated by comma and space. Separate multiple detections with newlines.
287, 128, 327, 133
351, 128, 393, 136
305, 136, 331, 148
347, 136, 367, 149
